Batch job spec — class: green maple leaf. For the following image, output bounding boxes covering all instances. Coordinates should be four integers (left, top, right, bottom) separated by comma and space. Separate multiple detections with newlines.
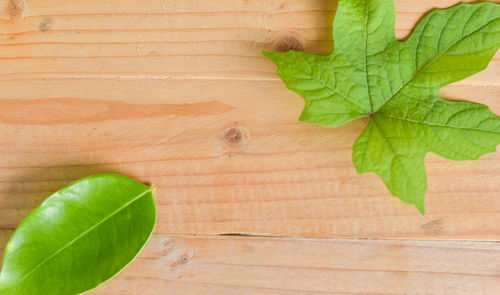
263, 0, 500, 214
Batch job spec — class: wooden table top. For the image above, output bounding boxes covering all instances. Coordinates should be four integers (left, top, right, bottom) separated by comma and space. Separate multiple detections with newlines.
0, 0, 499, 294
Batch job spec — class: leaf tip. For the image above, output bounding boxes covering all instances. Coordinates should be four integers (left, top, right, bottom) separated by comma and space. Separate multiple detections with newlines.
261, 50, 286, 62
414, 201, 425, 215
261, 51, 279, 62
298, 112, 309, 123
261, 50, 272, 57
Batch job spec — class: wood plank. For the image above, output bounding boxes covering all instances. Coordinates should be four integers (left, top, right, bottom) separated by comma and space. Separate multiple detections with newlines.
0, 0, 498, 80
1, 233, 499, 294
0, 1, 499, 294
5, 233, 497, 295
0, 0, 498, 240
0, 78, 498, 239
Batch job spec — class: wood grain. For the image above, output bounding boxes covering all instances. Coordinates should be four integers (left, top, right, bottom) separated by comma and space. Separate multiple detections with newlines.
1, 1, 500, 294
38, 234, 500, 295
0, 0, 499, 241
1, 232, 499, 294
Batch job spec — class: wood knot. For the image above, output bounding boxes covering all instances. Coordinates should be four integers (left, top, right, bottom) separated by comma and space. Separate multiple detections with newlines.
223, 125, 249, 145
7, 0, 23, 20
274, 34, 304, 52
224, 128, 243, 144
176, 254, 190, 264
39, 17, 54, 32
421, 219, 444, 235
161, 239, 174, 255
175, 249, 195, 265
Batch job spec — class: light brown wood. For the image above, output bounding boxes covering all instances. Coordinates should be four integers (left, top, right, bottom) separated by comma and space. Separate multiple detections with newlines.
1, 1, 500, 294
0, 78, 499, 239
0, 0, 499, 240
2, 232, 499, 295
1, 231, 499, 294
56, 234, 500, 294
0, 0, 499, 238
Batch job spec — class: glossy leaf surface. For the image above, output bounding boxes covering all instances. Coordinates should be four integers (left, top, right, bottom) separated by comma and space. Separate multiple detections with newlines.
0, 174, 156, 295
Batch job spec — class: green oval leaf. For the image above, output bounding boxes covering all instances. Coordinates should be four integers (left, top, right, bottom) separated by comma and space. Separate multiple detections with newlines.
0, 174, 156, 295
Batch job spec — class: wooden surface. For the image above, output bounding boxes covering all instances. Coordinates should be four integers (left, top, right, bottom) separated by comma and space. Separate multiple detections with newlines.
0, 0, 499, 294
3, 234, 498, 295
